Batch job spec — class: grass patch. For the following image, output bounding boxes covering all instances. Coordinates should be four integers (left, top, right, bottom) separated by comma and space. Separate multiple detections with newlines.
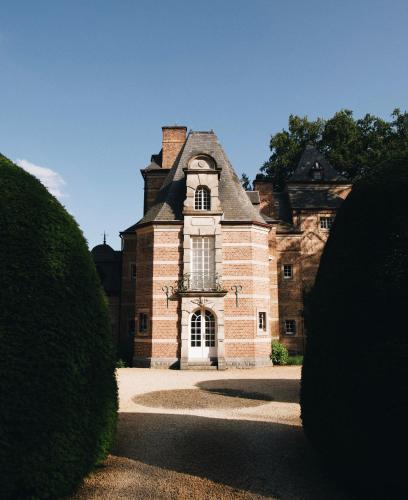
287, 355, 303, 365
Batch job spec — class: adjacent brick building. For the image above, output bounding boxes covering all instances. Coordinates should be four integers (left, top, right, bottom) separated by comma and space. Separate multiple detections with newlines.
93, 126, 351, 368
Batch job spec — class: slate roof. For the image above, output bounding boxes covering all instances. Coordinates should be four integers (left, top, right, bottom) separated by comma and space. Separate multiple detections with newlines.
288, 187, 345, 209
289, 144, 347, 183
133, 131, 265, 226
246, 191, 260, 205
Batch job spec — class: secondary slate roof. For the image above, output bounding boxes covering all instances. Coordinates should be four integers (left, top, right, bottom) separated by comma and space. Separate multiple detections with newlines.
288, 187, 345, 209
246, 191, 260, 205
135, 131, 265, 225
289, 144, 347, 183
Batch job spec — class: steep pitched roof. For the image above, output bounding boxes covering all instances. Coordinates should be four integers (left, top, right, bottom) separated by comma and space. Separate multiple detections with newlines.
134, 130, 265, 226
289, 144, 347, 183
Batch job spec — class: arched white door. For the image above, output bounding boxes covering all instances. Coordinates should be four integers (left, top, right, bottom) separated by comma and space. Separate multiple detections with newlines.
189, 309, 216, 359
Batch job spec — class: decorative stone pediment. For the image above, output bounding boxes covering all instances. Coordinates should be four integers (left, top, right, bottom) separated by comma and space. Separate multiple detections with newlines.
187, 154, 217, 171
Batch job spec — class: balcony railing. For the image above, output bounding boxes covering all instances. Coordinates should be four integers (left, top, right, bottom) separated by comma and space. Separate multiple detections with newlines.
175, 272, 225, 293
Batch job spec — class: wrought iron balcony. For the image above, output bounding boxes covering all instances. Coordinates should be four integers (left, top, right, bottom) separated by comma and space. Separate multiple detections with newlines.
175, 272, 225, 293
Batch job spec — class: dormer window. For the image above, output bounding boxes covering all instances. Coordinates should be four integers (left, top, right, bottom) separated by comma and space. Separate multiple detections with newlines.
311, 161, 323, 180
194, 186, 211, 210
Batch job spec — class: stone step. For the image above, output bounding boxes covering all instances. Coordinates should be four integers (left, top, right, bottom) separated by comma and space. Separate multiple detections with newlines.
185, 360, 218, 370
185, 364, 218, 370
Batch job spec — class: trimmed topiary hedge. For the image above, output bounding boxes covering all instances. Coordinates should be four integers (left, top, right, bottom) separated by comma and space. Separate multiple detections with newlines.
301, 158, 408, 492
0, 154, 118, 499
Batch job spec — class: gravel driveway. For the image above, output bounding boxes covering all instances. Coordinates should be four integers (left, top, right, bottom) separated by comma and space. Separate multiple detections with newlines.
72, 367, 349, 500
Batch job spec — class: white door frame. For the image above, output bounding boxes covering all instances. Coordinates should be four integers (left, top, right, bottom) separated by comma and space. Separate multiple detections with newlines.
189, 308, 217, 360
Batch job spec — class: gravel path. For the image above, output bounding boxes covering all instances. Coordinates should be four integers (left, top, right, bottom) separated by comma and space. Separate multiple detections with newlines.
72, 367, 350, 499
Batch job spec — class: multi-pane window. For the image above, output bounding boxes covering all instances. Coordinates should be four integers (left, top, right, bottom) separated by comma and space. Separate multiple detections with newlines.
283, 264, 293, 279
285, 319, 296, 335
130, 263, 136, 280
194, 186, 211, 210
139, 313, 148, 334
320, 217, 334, 230
190, 310, 215, 347
258, 312, 267, 333
191, 236, 215, 290
204, 311, 216, 347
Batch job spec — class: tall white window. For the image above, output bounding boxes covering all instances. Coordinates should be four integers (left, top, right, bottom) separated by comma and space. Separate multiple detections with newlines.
194, 186, 211, 210
191, 236, 215, 290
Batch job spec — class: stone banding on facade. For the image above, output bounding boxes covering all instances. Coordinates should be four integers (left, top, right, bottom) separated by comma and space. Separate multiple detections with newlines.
92, 127, 351, 368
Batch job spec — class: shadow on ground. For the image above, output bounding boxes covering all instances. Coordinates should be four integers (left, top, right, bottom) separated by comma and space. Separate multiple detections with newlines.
110, 412, 350, 499
197, 378, 300, 404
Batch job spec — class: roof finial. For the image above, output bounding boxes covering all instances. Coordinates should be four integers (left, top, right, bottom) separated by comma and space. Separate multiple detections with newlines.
103, 231, 106, 245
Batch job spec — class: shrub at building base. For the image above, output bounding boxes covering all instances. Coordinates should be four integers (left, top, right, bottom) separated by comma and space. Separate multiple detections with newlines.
271, 342, 289, 365
300, 159, 408, 492
0, 155, 118, 499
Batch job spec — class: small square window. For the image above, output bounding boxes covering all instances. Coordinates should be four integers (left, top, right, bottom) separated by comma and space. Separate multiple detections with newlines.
139, 313, 148, 334
283, 264, 293, 279
320, 217, 334, 230
258, 312, 267, 333
285, 319, 296, 335
130, 263, 136, 280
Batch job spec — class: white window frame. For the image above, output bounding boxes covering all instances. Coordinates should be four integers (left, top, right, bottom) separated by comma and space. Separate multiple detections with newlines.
194, 186, 211, 211
258, 311, 267, 335
284, 319, 296, 335
320, 216, 334, 230
191, 236, 215, 290
283, 264, 293, 279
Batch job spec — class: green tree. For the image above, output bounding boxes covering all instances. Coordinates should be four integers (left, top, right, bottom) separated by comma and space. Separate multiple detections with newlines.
261, 109, 408, 188
0, 154, 118, 499
240, 172, 252, 190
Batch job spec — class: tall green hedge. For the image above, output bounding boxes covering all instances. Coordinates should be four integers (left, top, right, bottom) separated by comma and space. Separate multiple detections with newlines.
301, 159, 408, 492
0, 155, 118, 499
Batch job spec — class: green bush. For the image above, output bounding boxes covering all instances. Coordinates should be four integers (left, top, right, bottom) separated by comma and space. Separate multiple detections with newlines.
301, 158, 408, 493
0, 155, 118, 499
287, 355, 303, 366
271, 342, 289, 365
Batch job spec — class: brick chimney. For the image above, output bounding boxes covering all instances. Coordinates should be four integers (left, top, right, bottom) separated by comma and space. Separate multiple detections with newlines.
162, 126, 187, 168
253, 178, 274, 218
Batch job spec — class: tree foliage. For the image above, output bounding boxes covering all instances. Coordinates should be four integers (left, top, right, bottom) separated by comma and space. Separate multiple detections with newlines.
0, 155, 118, 499
240, 172, 252, 190
300, 158, 408, 493
261, 109, 408, 188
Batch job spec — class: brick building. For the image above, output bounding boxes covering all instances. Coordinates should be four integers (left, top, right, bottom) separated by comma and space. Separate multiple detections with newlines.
94, 126, 351, 368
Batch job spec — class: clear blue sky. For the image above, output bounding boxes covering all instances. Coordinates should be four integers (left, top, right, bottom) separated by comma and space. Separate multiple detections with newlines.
1, 0, 407, 249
